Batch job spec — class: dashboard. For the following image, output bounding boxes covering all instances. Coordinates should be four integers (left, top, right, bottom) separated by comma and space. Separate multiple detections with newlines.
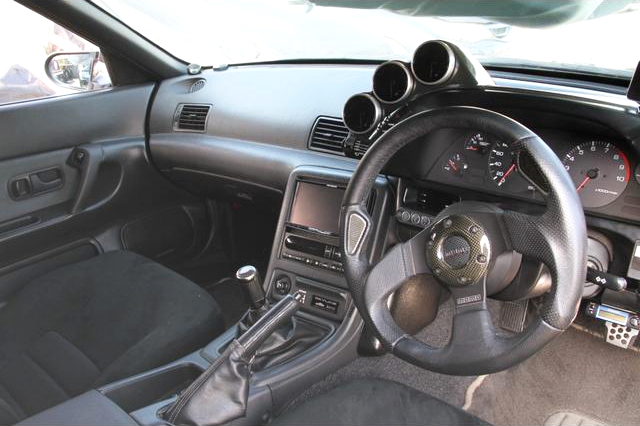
146, 39, 640, 304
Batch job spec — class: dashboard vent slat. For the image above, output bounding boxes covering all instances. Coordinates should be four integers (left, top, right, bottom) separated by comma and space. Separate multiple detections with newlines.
309, 116, 349, 155
174, 104, 211, 132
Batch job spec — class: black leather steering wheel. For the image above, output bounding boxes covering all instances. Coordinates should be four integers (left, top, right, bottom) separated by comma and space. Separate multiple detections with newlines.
340, 107, 588, 375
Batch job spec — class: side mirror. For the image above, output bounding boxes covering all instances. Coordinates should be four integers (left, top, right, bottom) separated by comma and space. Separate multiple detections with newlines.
45, 52, 109, 91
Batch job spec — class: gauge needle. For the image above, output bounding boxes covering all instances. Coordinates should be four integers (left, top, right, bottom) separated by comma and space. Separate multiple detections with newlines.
576, 176, 590, 192
498, 163, 516, 186
448, 160, 458, 172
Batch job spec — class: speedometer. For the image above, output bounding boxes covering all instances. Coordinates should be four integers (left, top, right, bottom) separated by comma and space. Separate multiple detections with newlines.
488, 141, 518, 187
562, 141, 629, 208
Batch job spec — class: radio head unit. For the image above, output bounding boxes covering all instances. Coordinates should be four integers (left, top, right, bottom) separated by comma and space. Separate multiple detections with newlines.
288, 181, 345, 235
282, 180, 346, 272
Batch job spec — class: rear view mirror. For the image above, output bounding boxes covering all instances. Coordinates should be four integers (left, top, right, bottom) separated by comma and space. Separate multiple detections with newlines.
44, 52, 110, 91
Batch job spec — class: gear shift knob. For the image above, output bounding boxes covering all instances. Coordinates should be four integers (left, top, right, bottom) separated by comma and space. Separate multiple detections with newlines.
236, 265, 266, 309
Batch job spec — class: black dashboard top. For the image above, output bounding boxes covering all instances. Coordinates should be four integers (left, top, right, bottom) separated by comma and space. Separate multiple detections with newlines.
147, 42, 640, 226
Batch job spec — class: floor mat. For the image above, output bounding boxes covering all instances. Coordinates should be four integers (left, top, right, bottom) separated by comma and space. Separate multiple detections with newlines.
544, 412, 607, 426
285, 299, 477, 411
286, 299, 639, 426
466, 327, 640, 426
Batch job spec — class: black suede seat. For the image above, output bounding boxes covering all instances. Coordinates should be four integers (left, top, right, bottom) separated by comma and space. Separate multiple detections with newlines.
274, 379, 489, 426
0, 251, 224, 425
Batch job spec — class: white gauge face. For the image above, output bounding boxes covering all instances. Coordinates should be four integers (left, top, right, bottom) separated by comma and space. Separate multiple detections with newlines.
562, 141, 629, 208
488, 141, 517, 187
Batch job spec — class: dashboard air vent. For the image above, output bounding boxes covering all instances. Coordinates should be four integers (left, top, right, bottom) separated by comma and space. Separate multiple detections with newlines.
309, 116, 349, 155
174, 104, 211, 132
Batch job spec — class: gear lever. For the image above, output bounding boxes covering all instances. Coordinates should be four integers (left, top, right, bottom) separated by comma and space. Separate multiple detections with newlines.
234, 266, 326, 369
236, 265, 269, 332
236, 265, 266, 309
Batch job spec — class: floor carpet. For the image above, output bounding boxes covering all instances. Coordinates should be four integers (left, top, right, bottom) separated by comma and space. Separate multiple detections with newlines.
286, 299, 640, 426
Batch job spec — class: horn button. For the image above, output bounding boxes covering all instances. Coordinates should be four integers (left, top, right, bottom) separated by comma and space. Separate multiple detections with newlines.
427, 215, 491, 287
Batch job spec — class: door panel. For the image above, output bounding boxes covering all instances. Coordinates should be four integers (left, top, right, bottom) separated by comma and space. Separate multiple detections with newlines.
0, 85, 205, 302
0, 86, 152, 159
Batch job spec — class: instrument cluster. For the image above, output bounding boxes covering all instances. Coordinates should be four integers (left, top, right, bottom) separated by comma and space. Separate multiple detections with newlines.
431, 130, 637, 213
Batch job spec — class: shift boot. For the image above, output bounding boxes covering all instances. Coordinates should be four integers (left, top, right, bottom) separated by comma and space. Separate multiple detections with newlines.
160, 295, 300, 426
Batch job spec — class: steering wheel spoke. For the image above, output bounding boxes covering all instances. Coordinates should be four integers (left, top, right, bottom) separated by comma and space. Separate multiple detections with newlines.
501, 210, 555, 267
448, 276, 487, 315
364, 228, 431, 309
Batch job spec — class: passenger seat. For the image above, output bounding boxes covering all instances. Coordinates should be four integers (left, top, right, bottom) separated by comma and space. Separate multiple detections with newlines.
0, 250, 225, 424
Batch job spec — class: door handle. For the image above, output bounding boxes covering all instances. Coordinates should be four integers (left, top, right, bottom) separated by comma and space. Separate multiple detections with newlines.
8, 167, 64, 200
30, 168, 63, 194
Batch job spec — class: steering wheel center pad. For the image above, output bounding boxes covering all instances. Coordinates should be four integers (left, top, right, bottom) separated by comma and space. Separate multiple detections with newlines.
427, 214, 490, 287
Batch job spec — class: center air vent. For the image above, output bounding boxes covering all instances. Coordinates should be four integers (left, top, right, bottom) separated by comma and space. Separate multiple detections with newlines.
174, 104, 211, 132
308, 116, 349, 155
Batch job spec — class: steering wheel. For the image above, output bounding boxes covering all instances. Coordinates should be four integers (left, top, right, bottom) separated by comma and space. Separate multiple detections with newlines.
340, 107, 587, 375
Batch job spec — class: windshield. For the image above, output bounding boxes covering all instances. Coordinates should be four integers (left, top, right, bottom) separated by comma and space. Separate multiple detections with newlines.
92, 0, 639, 79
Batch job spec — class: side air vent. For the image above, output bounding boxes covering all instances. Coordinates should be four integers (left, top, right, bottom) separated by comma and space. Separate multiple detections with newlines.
188, 79, 206, 93
174, 104, 211, 132
308, 116, 349, 155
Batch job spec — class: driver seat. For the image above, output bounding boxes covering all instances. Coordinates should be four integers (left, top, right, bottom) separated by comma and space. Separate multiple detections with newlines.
273, 378, 488, 426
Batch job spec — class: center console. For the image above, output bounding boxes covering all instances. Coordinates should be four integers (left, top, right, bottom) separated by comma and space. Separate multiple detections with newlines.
266, 167, 388, 322
18, 165, 391, 426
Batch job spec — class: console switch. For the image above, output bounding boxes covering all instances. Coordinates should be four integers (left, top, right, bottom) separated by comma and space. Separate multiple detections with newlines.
274, 275, 292, 295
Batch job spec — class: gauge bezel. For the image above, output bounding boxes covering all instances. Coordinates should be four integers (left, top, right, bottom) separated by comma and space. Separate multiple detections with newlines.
411, 40, 456, 86
342, 93, 382, 135
372, 60, 415, 104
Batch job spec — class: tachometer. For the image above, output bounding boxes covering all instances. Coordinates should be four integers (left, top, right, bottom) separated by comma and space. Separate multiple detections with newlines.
488, 141, 518, 187
465, 133, 490, 154
562, 141, 629, 208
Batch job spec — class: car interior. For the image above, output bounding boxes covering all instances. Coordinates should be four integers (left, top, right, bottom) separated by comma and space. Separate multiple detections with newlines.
1, 1, 639, 425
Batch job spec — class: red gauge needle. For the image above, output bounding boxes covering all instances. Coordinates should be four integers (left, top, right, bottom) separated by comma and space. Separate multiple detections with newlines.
498, 163, 516, 186
576, 176, 591, 192
448, 160, 458, 172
